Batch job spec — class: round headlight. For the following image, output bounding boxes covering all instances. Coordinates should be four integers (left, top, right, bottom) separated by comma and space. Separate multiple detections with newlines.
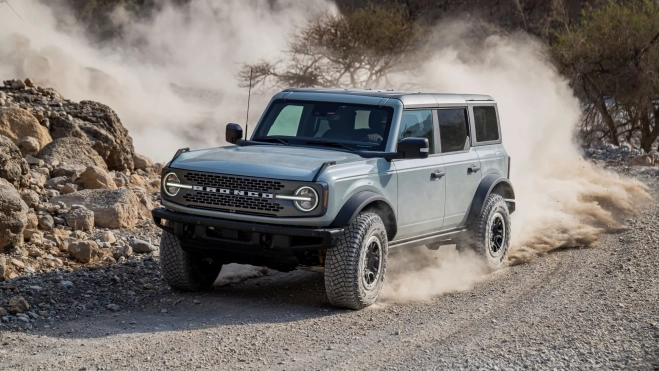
294, 186, 319, 212
163, 172, 181, 197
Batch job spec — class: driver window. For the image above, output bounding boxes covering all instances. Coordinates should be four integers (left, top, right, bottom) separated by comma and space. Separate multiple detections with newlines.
267, 105, 303, 136
399, 110, 434, 154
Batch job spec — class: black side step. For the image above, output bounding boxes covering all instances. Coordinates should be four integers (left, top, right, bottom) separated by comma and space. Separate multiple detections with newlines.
389, 228, 467, 249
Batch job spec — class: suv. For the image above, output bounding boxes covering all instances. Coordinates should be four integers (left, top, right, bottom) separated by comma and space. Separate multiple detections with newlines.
153, 88, 515, 309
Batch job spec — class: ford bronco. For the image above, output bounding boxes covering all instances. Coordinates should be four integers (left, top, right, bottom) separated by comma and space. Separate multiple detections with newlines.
152, 88, 515, 309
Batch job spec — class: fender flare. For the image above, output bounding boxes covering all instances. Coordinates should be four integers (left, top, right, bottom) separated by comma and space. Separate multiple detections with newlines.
329, 191, 397, 237
465, 174, 515, 227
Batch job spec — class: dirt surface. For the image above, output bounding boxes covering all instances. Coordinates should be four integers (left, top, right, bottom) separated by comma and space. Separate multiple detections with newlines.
1, 172, 658, 370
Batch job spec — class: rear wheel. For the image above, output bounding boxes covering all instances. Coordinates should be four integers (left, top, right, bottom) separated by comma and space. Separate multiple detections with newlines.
324, 212, 388, 309
160, 230, 223, 291
463, 193, 511, 270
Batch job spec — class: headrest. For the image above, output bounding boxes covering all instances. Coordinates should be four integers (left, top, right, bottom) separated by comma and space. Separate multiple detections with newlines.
369, 111, 388, 129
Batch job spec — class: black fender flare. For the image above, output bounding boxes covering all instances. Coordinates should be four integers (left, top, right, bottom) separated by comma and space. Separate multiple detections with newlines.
329, 191, 397, 239
465, 174, 515, 227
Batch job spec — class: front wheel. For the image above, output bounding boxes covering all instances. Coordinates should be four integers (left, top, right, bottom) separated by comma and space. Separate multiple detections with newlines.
464, 193, 511, 270
160, 230, 223, 291
324, 212, 388, 309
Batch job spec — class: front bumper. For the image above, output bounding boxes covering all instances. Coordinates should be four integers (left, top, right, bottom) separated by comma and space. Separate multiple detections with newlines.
152, 207, 344, 252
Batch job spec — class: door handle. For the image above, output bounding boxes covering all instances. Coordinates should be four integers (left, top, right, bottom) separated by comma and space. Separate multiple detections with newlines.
430, 170, 446, 180
468, 165, 480, 174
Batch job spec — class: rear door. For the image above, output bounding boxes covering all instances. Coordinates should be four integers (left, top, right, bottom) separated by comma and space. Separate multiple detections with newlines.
470, 103, 507, 178
394, 109, 446, 240
437, 107, 482, 229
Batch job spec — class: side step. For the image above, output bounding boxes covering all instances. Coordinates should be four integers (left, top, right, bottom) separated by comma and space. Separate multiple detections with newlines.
389, 228, 467, 250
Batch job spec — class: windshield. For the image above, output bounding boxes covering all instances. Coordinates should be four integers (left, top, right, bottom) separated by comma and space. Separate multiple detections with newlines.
253, 100, 395, 152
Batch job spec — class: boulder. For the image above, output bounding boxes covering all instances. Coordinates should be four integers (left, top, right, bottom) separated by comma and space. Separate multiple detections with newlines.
51, 163, 86, 178
17, 136, 40, 156
68, 240, 99, 263
133, 153, 153, 170
49, 101, 135, 171
0, 108, 51, 148
11, 79, 25, 90
20, 189, 39, 208
38, 214, 54, 230
36, 137, 107, 170
25, 155, 44, 166
51, 188, 147, 229
8, 295, 29, 314
75, 166, 116, 190
61, 183, 78, 194
129, 238, 156, 253
0, 134, 29, 188
0, 178, 28, 252
65, 207, 94, 231
100, 231, 116, 243
29, 169, 48, 187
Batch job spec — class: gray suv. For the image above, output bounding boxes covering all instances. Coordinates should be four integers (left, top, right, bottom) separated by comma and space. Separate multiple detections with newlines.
153, 88, 515, 309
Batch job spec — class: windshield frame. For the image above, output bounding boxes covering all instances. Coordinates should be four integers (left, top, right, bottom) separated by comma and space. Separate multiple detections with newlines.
252, 99, 396, 153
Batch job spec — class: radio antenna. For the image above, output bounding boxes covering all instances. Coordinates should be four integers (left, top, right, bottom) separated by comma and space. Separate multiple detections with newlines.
3, 0, 23, 19
245, 67, 254, 140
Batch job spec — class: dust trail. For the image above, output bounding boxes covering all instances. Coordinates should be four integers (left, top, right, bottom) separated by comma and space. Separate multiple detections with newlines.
380, 245, 489, 302
408, 26, 650, 255
0, 0, 337, 161
380, 24, 649, 302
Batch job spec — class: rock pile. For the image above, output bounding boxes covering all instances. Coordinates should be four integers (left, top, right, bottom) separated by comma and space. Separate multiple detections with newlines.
0, 78, 163, 288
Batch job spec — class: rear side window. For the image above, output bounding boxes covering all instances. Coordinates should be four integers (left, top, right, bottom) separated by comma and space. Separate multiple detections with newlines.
438, 108, 469, 153
473, 106, 499, 142
399, 110, 434, 154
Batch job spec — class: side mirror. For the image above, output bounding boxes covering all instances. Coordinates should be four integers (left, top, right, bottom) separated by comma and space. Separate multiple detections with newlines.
397, 137, 429, 159
226, 123, 243, 144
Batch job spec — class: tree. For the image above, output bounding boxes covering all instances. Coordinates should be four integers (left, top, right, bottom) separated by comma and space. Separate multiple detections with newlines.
239, 4, 428, 90
552, 0, 659, 152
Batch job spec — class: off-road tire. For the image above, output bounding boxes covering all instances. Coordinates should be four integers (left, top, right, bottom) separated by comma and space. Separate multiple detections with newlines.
160, 230, 222, 291
464, 193, 511, 270
324, 212, 388, 310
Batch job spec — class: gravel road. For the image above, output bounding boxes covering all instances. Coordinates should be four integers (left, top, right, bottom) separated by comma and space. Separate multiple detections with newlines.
1, 174, 658, 370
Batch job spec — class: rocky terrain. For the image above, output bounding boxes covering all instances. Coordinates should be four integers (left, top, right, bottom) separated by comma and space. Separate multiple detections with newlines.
0, 78, 163, 329
0, 78, 657, 369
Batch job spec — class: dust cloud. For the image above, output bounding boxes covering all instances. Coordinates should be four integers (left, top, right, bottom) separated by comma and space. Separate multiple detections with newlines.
0, 0, 336, 161
0, 3, 650, 301
380, 246, 489, 302
381, 25, 649, 302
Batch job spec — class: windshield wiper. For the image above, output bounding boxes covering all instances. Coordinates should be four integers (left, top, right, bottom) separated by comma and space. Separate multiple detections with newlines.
253, 137, 289, 145
304, 140, 355, 152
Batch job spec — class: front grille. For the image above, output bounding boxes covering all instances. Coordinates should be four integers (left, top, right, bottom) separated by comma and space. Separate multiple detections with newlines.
183, 191, 284, 212
183, 173, 284, 192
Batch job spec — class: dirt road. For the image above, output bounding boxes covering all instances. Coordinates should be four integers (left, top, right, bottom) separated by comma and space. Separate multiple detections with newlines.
1, 186, 658, 370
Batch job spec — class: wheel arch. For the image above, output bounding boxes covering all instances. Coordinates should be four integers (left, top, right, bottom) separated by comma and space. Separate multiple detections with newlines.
465, 174, 515, 227
329, 191, 397, 241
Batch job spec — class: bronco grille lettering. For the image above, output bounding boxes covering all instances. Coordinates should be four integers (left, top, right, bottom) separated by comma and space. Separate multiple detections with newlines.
194, 186, 275, 200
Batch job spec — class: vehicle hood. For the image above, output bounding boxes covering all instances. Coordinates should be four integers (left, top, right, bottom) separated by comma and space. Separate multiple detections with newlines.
170, 145, 365, 181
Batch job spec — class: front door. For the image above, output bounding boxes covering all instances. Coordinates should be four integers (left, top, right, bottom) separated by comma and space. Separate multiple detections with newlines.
394, 109, 446, 240
436, 108, 483, 229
